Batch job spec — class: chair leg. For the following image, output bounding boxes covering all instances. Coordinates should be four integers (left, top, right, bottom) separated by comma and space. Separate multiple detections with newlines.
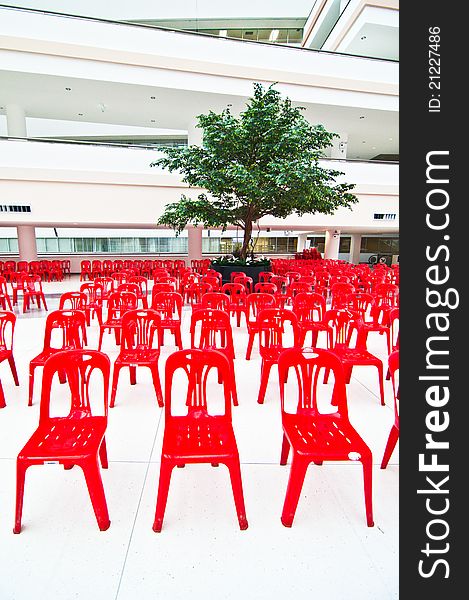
230, 362, 239, 407
280, 433, 290, 465
380, 425, 399, 469
361, 455, 374, 527
28, 365, 36, 406
13, 461, 28, 534
376, 362, 385, 406
281, 456, 309, 527
175, 327, 183, 350
0, 380, 5, 408
82, 459, 110, 531
245, 332, 255, 360
110, 364, 122, 408
129, 365, 137, 385
257, 362, 272, 404
99, 437, 109, 469
226, 459, 248, 530
150, 364, 164, 407
58, 369, 67, 385
152, 461, 174, 532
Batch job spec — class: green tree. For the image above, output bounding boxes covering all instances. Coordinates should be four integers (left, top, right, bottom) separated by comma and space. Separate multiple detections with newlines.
151, 83, 357, 260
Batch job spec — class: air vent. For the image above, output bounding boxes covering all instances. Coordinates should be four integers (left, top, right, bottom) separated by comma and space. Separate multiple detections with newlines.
373, 213, 396, 220
0, 205, 32, 213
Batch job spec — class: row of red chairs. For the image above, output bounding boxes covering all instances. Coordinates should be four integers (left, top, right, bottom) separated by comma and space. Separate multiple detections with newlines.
2, 292, 399, 532
0, 260, 70, 281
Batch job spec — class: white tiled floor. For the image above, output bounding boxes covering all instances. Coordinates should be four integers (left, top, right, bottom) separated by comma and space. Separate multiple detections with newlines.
0, 276, 398, 600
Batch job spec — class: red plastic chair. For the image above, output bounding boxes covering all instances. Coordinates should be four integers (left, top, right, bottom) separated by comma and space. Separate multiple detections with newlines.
80, 282, 104, 326
245, 293, 277, 360
254, 282, 278, 295
9, 272, 27, 306
98, 291, 138, 351
186, 281, 213, 307
278, 347, 374, 527
0, 311, 20, 408
330, 282, 355, 310
49, 261, 64, 282
14, 349, 111, 533
202, 275, 221, 292
221, 283, 247, 327
152, 349, 248, 532
233, 274, 253, 295
151, 291, 183, 350
59, 291, 88, 344
91, 260, 103, 279
0, 276, 13, 310
324, 309, 385, 406
80, 260, 92, 281
381, 351, 399, 468
199, 292, 230, 313
256, 308, 300, 404
190, 308, 238, 406
61, 259, 71, 277
292, 292, 332, 348
129, 276, 149, 308
258, 271, 274, 283
22, 275, 48, 313
100, 259, 112, 277
28, 310, 87, 406
110, 309, 163, 408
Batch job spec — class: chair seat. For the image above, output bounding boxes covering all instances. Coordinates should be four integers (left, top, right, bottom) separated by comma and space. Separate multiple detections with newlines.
101, 318, 122, 329
163, 415, 238, 461
115, 349, 160, 364
18, 416, 106, 460
0, 349, 12, 361
30, 349, 63, 367
283, 414, 370, 459
331, 346, 381, 364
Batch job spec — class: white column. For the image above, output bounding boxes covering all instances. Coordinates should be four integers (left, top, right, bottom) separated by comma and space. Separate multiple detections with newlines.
187, 225, 203, 266
324, 229, 340, 260
6, 104, 27, 137
17, 225, 38, 261
187, 120, 203, 147
330, 133, 348, 159
296, 233, 309, 252
349, 233, 362, 264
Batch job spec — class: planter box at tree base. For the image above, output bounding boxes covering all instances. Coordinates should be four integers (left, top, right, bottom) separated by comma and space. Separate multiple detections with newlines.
210, 263, 271, 285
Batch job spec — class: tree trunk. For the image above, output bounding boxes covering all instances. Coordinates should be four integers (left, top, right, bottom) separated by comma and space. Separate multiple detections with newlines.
240, 221, 253, 260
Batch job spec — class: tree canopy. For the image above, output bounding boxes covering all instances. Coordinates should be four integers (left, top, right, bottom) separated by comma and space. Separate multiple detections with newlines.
151, 83, 357, 259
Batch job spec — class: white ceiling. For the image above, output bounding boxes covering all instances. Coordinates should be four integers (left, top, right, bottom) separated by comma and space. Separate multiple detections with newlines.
344, 23, 398, 61
0, 70, 398, 159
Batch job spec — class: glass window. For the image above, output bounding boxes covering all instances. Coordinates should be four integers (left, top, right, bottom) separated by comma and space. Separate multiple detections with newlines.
339, 237, 351, 252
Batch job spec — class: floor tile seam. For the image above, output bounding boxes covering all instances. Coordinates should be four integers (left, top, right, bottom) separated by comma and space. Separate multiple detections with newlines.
113, 409, 163, 600
326, 473, 394, 593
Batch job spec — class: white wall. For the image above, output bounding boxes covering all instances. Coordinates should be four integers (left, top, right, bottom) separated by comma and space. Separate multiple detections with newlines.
0, 139, 398, 231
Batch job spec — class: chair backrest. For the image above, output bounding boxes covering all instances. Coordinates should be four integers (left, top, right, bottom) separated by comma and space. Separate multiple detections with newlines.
117, 283, 140, 297
258, 271, 274, 283
80, 282, 104, 305
152, 291, 183, 320
292, 292, 326, 322
23, 274, 43, 293
221, 283, 245, 298
113, 260, 124, 271
190, 308, 235, 358
230, 271, 247, 283
0, 310, 15, 351
107, 291, 138, 318
330, 283, 355, 309
111, 272, 127, 284
59, 291, 87, 311
200, 292, 230, 312
347, 292, 374, 316
120, 309, 161, 351
374, 283, 399, 307
324, 309, 364, 348
278, 347, 348, 417
254, 282, 277, 295
0, 275, 9, 294
164, 348, 233, 419
247, 293, 277, 321
202, 275, 221, 291
129, 276, 148, 296
39, 349, 110, 425
42, 309, 87, 352
257, 308, 299, 352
